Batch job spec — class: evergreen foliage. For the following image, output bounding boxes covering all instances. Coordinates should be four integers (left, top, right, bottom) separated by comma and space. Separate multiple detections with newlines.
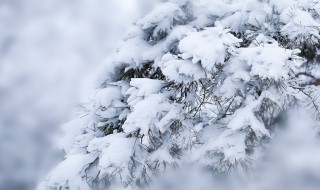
40, 0, 320, 189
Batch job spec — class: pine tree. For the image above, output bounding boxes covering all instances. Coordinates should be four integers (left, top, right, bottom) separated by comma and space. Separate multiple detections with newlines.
39, 0, 320, 189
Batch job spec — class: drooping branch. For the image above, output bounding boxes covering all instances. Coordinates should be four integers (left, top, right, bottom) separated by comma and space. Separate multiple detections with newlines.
296, 72, 320, 86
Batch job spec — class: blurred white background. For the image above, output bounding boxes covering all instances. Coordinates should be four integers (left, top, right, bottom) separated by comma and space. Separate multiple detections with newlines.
0, 0, 159, 189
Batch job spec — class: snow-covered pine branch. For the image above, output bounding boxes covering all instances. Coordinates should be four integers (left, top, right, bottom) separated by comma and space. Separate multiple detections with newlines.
39, 0, 320, 189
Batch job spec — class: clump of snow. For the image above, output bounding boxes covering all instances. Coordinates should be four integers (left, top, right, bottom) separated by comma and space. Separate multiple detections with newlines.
280, 7, 320, 44
179, 26, 241, 71
159, 53, 205, 82
237, 38, 299, 80
137, 2, 186, 39
124, 94, 180, 135
45, 154, 96, 190
129, 78, 164, 96
87, 133, 136, 180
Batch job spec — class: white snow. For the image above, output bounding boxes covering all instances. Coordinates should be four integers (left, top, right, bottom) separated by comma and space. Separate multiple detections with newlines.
179, 26, 241, 71
40, 0, 320, 189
